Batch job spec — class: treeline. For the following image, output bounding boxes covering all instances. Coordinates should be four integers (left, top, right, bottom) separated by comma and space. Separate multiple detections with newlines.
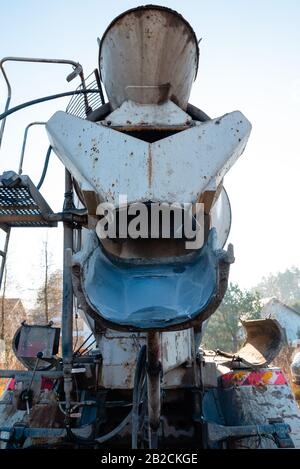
202, 266, 300, 352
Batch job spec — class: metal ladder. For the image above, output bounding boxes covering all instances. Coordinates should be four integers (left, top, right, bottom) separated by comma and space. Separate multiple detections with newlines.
0, 56, 88, 291
0, 171, 58, 289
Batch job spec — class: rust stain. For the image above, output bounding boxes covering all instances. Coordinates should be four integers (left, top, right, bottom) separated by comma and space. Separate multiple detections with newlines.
148, 145, 152, 188
112, 125, 188, 132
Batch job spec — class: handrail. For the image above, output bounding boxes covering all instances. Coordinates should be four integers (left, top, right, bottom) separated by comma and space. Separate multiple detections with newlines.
0, 56, 85, 150
18, 121, 46, 175
0, 89, 100, 122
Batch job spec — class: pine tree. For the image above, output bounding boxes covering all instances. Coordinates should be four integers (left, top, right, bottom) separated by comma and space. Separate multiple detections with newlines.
202, 283, 262, 352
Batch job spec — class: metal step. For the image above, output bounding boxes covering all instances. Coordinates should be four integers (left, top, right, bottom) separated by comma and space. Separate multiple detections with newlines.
0, 171, 57, 228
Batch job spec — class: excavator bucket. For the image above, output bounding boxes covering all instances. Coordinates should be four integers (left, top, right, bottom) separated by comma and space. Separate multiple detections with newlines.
237, 318, 286, 367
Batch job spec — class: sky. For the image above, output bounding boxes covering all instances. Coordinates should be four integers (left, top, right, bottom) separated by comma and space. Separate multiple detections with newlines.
0, 0, 300, 307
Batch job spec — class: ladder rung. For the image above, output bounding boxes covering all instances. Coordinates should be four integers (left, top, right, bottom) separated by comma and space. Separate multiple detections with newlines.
0, 204, 39, 211
0, 173, 57, 228
0, 214, 46, 224
0, 250, 6, 258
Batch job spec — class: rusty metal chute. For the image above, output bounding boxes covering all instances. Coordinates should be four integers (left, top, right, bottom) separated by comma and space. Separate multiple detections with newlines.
99, 5, 199, 110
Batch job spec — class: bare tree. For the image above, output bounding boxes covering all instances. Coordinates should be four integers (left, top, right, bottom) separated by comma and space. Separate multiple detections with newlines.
0, 265, 7, 341
254, 267, 300, 305
33, 269, 63, 324
43, 240, 49, 323
0, 262, 27, 369
0, 266, 7, 367
32, 238, 53, 324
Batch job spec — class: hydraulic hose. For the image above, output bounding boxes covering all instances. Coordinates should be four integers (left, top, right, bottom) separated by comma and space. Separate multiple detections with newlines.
36, 145, 52, 189
0, 89, 101, 122
64, 410, 133, 447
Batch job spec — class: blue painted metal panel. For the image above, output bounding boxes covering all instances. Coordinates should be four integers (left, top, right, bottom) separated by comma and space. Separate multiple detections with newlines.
80, 230, 221, 330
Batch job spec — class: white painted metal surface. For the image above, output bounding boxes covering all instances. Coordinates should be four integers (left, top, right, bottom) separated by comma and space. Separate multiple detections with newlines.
221, 383, 300, 448
46, 111, 148, 202
104, 100, 192, 127
97, 329, 192, 388
210, 188, 231, 249
99, 5, 199, 110
46, 110, 251, 208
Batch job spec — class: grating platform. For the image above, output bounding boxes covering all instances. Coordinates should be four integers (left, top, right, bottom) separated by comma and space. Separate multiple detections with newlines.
66, 69, 104, 119
0, 172, 57, 227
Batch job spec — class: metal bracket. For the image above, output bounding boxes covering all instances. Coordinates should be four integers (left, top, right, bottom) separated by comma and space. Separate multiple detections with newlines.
11, 423, 27, 446
268, 418, 295, 448
206, 420, 294, 448
48, 209, 88, 225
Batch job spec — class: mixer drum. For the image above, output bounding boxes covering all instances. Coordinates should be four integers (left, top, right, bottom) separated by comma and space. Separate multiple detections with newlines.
99, 5, 199, 110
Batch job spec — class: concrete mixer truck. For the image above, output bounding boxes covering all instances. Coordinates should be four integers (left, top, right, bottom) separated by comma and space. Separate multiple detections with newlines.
0, 5, 300, 450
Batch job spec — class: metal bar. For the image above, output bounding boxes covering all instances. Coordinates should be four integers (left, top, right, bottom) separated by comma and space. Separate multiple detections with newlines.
79, 72, 91, 117
1, 214, 83, 226
36, 400, 97, 407
0, 226, 10, 290
0, 215, 47, 223
62, 169, 74, 422
48, 212, 87, 224
0, 427, 66, 438
0, 56, 84, 150
78, 339, 96, 356
206, 421, 292, 445
0, 370, 63, 379
74, 332, 93, 355
191, 328, 203, 430
94, 68, 105, 104
18, 122, 46, 175
0, 204, 39, 211
0, 424, 94, 440
146, 331, 161, 448
76, 227, 82, 253
22, 176, 55, 220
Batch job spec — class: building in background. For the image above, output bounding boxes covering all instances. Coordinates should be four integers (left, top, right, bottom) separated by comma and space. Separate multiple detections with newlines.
261, 298, 300, 344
